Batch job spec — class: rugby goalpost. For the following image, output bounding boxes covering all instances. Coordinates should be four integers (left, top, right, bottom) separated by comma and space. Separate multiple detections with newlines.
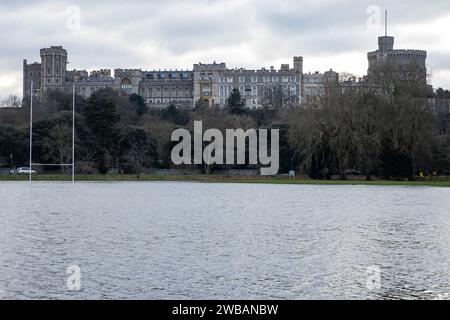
29, 81, 75, 183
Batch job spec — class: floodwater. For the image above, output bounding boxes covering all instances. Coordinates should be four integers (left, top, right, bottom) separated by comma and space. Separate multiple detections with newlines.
0, 182, 449, 300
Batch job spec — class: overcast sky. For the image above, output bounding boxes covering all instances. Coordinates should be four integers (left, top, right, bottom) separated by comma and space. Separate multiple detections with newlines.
1, 0, 449, 98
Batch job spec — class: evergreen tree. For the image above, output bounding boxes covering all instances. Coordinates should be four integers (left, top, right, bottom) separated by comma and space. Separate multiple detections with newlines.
194, 98, 209, 111
83, 88, 120, 173
226, 88, 247, 115
129, 93, 148, 116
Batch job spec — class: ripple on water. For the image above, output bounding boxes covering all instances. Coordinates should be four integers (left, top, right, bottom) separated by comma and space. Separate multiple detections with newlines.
0, 182, 449, 299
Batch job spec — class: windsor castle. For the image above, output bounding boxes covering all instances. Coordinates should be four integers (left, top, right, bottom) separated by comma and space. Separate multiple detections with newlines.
23, 34, 428, 108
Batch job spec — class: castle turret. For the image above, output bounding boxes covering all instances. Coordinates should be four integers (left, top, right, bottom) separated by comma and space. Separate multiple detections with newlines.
293, 57, 303, 104
40, 46, 67, 92
378, 36, 394, 52
293, 56, 303, 74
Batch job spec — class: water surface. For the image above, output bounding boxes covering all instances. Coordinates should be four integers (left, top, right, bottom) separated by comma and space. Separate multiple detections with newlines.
0, 182, 449, 299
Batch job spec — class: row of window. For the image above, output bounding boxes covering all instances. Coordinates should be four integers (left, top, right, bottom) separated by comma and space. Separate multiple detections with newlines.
43, 78, 61, 84
29, 71, 62, 77
215, 84, 298, 97
29, 71, 64, 85
219, 76, 298, 84
200, 73, 214, 81
148, 98, 192, 104
200, 75, 299, 83
30, 69, 62, 77
146, 73, 191, 80
304, 78, 322, 84
215, 85, 258, 97
304, 87, 321, 96
139, 87, 193, 98
218, 97, 262, 107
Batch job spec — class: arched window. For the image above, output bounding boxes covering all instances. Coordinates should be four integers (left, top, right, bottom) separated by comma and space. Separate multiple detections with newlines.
252, 84, 258, 96
290, 84, 297, 96
239, 84, 245, 95
120, 78, 132, 95
263, 85, 270, 97
220, 85, 225, 97
227, 85, 233, 96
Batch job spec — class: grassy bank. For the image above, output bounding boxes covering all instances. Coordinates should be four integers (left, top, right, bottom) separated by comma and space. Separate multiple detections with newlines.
0, 174, 449, 187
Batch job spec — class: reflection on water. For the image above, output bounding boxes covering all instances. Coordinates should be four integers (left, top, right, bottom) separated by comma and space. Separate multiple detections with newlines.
0, 182, 449, 300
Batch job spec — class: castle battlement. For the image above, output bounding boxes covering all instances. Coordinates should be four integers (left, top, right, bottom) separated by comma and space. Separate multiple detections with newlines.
23, 34, 428, 108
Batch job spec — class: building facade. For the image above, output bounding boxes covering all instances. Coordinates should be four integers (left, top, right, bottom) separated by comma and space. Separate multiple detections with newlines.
23, 48, 336, 108
23, 34, 431, 108
303, 69, 339, 98
193, 57, 304, 108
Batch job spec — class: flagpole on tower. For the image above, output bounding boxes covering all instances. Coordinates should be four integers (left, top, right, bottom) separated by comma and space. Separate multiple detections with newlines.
385, 10, 388, 36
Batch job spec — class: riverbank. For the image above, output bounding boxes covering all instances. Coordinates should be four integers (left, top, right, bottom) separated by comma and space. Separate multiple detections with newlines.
1, 174, 449, 187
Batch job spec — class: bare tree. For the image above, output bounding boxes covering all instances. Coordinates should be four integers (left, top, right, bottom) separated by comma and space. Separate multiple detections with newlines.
0, 95, 22, 108
43, 123, 72, 173
338, 72, 359, 83
289, 61, 437, 180
120, 126, 155, 178
261, 85, 298, 109
126, 142, 147, 178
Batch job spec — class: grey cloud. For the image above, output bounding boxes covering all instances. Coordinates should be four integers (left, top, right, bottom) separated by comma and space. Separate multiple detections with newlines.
428, 52, 450, 70
1, 0, 450, 98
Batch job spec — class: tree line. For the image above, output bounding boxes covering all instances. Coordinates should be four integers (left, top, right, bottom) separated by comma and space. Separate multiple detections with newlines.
0, 77, 449, 180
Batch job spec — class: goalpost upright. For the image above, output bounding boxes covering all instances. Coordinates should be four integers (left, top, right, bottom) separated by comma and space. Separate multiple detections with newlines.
29, 81, 33, 183
28, 81, 76, 183
72, 85, 75, 183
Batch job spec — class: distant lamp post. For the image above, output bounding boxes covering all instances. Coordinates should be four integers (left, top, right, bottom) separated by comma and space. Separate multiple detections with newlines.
10, 153, 13, 171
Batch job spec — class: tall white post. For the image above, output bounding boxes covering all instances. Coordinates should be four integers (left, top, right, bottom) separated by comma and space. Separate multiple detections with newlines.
72, 85, 75, 183
29, 81, 33, 183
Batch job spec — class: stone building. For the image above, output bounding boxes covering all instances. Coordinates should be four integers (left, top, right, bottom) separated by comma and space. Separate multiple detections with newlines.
367, 35, 428, 87
23, 46, 337, 108
23, 46, 68, 100
193, 57, 304, 108
22, 60, 42, 99
303, 69, 339, 98
23, 33, 432, 108
137, 70, 194, 108
337, 33, 430, 95
63, 68, 115, 98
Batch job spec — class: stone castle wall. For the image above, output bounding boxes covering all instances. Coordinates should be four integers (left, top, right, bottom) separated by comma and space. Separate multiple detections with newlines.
23, 47, 344, 108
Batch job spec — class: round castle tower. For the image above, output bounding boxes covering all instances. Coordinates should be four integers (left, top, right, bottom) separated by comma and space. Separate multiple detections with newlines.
368, 36, 426, 73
